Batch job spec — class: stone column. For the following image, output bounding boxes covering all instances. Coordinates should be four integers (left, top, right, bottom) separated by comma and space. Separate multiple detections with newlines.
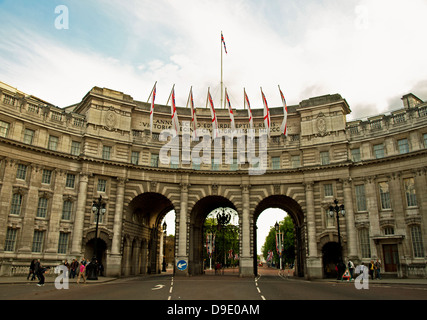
305, 181, 322, 279
240, 184, 252, 277
343, 178, 357, 259
71, 173, 89, 256
175, 182, 189, 276
365, 176, 379, 258
108, 177, 126, 277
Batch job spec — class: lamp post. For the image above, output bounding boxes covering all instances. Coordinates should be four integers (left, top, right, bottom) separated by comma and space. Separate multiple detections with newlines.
275, 221, 283, 272
328, 199, 345, 279
162, 221, 167, 272
87, 195, 106, 280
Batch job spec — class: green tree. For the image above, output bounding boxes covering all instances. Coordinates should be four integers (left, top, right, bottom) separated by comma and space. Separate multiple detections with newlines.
262, 216, 295, 266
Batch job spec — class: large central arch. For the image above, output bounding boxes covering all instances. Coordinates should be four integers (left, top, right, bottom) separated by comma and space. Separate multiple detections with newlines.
189, 195, 238, 276
253, 195, 305, 277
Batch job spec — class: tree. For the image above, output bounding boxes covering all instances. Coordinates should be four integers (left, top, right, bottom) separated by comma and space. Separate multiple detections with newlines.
262, 216, 295, 266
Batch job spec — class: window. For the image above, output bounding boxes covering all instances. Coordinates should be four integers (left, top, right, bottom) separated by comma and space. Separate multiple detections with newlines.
411, 225, 425, 258
404, 178, 417, 207
4, 228, 17, 252
97, 179, 107, 192
32, 230, 44, 253
62, 200, 73, 220
373, 144, 384, 159
359, 228, 371, 258
397, 138, 409, 154
0, 121, 10, 137
324, 184, 333, 197
48, 135, 59, 151
320, 151, 330, 165
65, 174, 75, 188
41, 169, 52, 185
379, 182, 391, 210
57, 232, 69, 254
16, 164, 27, 180
291, 155, 300, 168
171, 155, 179, 169
423, 133, 427, 149
10, 193, 22, 215
383, 227, 394, 235
36, 197, 48, 218
230, 158, 238, 171
211, 158, 219, 171
102, 146, 111, 160
272, 157, 281, 170
71, 141, 81, 156
151, 154, 159, 167
355, 185, 367, 211
23, 129, 35, 145
351, 148, 361, 162
131, 151, 139, 165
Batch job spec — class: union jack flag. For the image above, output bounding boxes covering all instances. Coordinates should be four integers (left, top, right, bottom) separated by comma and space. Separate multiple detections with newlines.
261, 88, 270, 137
221, 32, 227, 54
279, 86, 288, 136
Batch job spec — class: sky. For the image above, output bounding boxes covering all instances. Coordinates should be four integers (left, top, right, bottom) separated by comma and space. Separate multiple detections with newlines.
1, 0, 427, 121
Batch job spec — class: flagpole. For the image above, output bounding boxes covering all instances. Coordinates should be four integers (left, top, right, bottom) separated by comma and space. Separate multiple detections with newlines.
147, 81, 157, 102
221, 31, 224, 109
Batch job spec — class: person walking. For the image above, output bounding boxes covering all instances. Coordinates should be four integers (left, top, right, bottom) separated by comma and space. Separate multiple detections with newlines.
77, 260, 86, 284
27, 259, 36, 281
347, 259, 355, 280
35, 259, 45, 286
369, 260, 375, 279
375, 259, 382, 279
70, 259, 79, 279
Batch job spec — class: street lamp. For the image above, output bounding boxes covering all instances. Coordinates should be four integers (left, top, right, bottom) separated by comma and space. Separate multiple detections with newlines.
87, 195, 106, 280
162, 221, 167, 272
328, 199, 345, 279
214, 207, 232, 274
275, 221, 284, 272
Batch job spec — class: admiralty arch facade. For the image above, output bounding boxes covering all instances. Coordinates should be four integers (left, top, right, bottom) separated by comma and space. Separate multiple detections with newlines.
0, 80, 426, 279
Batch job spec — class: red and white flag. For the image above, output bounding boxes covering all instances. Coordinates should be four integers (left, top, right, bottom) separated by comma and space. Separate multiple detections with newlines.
261, 88, 270, 137
149, 82, 157, 134
279, 86, 288, 136
244, 89, 253, 130
188, 87, 198, 137
221, 32, 227, 54
225, 88, 235, 131
207, 89, 219, 138
169, 86, 180, 134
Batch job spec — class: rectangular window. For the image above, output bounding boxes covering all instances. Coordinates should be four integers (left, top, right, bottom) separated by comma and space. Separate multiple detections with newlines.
355, 184, 367, 211
0, 120, 10, 138
397, 138, 409, 154
102, 146, 111, 160
171, 155, 179, 169
36, 197, 48, 218
10, 193, 22, 215
57, 232, 69, 254
411, 225, 425, 258
41, 169, 52, 185
65, 173, 75, 188
404, 178, 417, 207
351, 148, 361, 162
16, 164, 27, 180
359, 228, 371, 258
373, 144, 385, 159
324, 184, 333, 197
230, 158, 238, 171
320, 151, 330, 165
32, 230, 44, 253
291, 155, 300, 168
48, 135, 59, 151
4, 228, 17, 252
23, 129, 35, 145
131, 151, 139, 165
272, 157, 281, 170
62, 201, 73, 220
71, 141, 81, 156
379, 182, 391, 210
423, 133, 427, 149
97, 179, 107, 192
151, 154, 159, 167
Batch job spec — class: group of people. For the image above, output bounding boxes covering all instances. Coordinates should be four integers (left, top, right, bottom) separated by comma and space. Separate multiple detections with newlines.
27, 257, 104, 286
346, 259, 382, 280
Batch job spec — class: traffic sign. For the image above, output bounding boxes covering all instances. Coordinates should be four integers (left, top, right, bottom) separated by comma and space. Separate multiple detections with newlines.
177, 260, 188, 271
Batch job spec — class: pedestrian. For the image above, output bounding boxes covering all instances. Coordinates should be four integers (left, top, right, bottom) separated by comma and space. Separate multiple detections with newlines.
369, 260, 375, 279
27, 259, 36, 281
35, 259, 45, 286
375, 259, 382, 279
70, 259, 79, 279
77, 260, 86, 284
347, 259, 355, 280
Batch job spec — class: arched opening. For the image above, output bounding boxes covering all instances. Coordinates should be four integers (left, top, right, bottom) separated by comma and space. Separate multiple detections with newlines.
84, 237, 107, 275
189, 195, 238, 276
253, 195, 305, 277
123, 192, 175, 275
322, 242, 341, 279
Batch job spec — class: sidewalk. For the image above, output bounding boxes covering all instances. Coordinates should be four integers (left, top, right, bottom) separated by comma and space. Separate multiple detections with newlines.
0, 275, 118, 285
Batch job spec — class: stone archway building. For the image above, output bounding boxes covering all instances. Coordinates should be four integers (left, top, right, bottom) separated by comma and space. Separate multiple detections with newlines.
0, 80, 426, 279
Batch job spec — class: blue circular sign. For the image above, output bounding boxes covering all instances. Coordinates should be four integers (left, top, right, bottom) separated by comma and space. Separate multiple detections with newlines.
177, 260, 188, 271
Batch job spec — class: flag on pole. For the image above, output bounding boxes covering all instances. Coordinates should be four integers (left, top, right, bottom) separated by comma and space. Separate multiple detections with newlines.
244, 89, 253, 130
149, 82, 157, 134
221, 32, 227, 54
188, 87, 198, 137
261, 88, 270, 137
207, 88, 219, 138
169, 86, 180, 134
225, 88, 235, 131
279, 86, 288, 136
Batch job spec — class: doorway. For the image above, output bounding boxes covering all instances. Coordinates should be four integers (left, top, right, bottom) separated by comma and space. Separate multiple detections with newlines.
383, 244, 399, 273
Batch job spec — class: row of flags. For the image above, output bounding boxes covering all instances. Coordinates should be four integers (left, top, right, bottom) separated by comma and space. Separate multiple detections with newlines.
148, 83, 288, 138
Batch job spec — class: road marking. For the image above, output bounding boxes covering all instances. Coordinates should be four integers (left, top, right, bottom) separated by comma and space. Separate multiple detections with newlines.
257, 287, 261, 293
261, 295, 266, 300
152, 284, 165, 290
